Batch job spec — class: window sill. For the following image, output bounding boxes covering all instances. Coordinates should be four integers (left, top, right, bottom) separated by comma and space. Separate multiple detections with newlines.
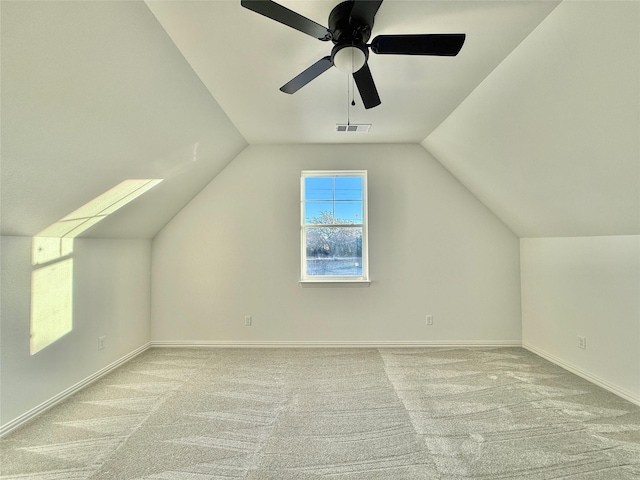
299, 280, 371, 288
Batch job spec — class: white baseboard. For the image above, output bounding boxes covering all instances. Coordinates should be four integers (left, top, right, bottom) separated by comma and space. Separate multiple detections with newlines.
151, 340, 522, 348
0, 343, 151, 438
523, 343, 640, 407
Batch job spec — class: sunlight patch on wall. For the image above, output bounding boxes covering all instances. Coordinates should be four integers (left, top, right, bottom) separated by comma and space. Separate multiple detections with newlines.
30, 259, 74, 354
36, 179, 163, 240
30, 179, 162, 355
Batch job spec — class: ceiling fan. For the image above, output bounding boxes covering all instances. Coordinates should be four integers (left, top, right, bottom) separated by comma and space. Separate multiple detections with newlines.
241, 0, 465, 109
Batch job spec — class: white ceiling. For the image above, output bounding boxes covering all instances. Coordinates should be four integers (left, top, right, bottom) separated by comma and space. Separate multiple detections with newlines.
146, 0, 560, 144
2, 1, 637, 240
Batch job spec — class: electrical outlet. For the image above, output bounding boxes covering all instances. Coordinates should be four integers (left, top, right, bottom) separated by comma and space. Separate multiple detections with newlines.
244, 315, 252, 326
98, 336, 106, 350
578, 336, 586, 350
426, 315, 433, 326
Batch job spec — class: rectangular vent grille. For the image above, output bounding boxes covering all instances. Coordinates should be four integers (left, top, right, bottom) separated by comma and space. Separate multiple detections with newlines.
335, 124, 371, 133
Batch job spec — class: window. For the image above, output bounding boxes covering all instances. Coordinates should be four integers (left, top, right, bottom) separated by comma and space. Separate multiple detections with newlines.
301, 170, 369, 283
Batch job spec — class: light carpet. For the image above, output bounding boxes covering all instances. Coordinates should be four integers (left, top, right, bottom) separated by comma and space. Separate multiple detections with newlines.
1, 348, 639, 479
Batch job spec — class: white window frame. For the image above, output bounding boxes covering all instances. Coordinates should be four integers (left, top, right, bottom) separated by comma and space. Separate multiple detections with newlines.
300, 170, 370, 284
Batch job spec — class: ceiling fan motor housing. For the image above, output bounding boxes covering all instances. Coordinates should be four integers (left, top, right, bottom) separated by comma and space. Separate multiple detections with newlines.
329, 1, 373, 73
329, 1, 373, 45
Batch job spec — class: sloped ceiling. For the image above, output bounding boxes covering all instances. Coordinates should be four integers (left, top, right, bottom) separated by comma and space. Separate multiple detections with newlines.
1, 1, 247, 238
423, 0, 640, 237
146, 0, 560, 144
2, 1, 637, 241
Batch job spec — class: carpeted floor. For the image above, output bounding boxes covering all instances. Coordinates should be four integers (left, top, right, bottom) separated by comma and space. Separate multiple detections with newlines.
1, 347, 639, 479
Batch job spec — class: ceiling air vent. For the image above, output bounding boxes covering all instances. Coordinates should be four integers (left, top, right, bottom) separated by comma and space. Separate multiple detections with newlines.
335, 124, 371, 133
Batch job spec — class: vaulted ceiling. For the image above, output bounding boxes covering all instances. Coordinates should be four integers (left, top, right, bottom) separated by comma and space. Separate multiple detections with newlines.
1, 1, 638, 239
424, 0, 639, 237
1, 1, 247, 238
147, 0, 560, 144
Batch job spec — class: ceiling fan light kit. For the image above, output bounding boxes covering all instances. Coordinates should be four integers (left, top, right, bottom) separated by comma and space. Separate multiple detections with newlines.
332, 45, 367, 74
241, 0, 465, 109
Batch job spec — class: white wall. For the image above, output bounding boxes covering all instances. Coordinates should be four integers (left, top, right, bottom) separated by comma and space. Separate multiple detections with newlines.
521, 236, 640, 403
0, 236, 152, 429
152, 144, 521, 344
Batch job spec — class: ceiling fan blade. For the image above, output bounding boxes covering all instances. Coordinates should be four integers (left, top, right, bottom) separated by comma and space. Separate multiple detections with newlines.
280, 56, 334, 94
350, 0, 383, 27
241, 0, 331, 41
371, 34, 466, 56
353, 64, 381, 109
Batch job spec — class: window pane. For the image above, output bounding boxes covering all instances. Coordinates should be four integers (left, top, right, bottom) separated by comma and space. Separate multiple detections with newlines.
305, 177, 333, 201
305, 226, 363, 276
304, 202, 333, 224
335, 176, 362, 201
334, 201, 362, 225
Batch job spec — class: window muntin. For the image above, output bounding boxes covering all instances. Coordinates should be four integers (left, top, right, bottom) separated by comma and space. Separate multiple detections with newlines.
301, 171, 368, 282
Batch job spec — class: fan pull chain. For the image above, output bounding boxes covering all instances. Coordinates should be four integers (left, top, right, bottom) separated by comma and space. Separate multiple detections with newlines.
347, 75, 356, 125
346, 43, 358, 126
351, 76, 356, 106
347, 72, 350, 126
351, 42, 356, 108
346, 43, 356, 126
347, 66, 355, 125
